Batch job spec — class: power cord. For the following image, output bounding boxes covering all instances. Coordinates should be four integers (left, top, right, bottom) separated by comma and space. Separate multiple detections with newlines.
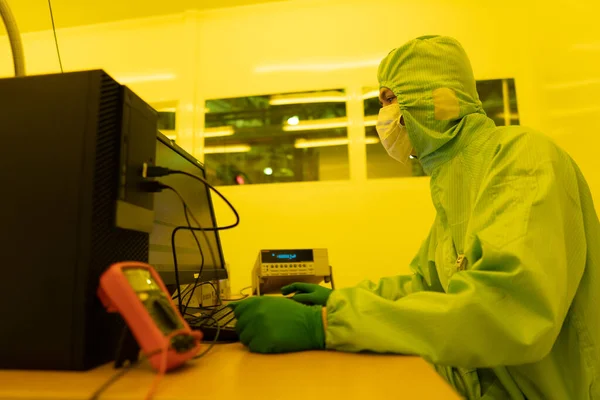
177, 201, 218, 315
90, 168, 231, 399
143, 167, 239, 317
146, 181, 223, 315
89, 329, 201, 400
47, 0, 63, 72
180, 282, 218, 309
89, 362, 137, 400
173, 281, 217, 305
161, 185, 206, 314
220, 285, 252, 301
192, 316, 220, 359
143, 166, 240, 231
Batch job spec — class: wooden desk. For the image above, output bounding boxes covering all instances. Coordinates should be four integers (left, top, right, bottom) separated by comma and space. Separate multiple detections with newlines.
0, 344, 460, 399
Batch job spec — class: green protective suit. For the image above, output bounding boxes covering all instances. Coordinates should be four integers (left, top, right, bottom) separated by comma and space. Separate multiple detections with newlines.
325, 36, 600, 399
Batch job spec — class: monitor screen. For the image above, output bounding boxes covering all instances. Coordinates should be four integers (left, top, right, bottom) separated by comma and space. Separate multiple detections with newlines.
149, 134, 227, 284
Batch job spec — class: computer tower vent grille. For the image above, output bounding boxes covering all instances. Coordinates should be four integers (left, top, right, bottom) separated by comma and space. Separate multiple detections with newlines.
91, 73, 149, 268
83, 72, 149, 369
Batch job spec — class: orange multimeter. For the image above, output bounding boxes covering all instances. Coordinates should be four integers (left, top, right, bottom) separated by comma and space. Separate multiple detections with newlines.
97, 261, 202, 371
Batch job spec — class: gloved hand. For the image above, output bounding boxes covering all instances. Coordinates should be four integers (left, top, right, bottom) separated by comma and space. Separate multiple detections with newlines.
281, 282, 332, 306
229, 296, 325, 354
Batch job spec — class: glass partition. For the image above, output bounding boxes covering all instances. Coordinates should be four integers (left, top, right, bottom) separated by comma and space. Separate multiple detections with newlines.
203, 90, 349, 186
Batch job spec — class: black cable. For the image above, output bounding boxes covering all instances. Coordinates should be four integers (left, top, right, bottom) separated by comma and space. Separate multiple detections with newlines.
192, 317, 220, 359
163, 185, 220, 315
165, 176, 230, 314
146, 168, 239, 317
240, 286, 252, 296
179, 282, 217, 307
166, 171, 238, 315
47, 0, 63, 72
170, 224, 223, 316
173, 281, 209, 302
182, 217, 216, 315
172, 283, 195, 301
88, 348, 162, 400
161, 185, 202, 314
89, 364, 133, 400
170, 170, 240, 230
145, 167, 240, 231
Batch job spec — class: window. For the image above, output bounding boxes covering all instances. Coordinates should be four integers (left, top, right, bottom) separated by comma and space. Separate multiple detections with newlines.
155, 101, 177, 140
203, 90, 349, 186
364, 79, 519, 179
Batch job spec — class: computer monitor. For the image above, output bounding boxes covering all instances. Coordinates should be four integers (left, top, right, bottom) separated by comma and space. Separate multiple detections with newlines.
150, 132, 228, 285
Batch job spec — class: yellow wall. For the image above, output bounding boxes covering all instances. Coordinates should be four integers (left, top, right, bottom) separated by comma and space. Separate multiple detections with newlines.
1, 0, 598, 292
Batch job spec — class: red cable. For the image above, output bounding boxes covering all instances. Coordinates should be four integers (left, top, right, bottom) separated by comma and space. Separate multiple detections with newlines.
144, 329, 195, 400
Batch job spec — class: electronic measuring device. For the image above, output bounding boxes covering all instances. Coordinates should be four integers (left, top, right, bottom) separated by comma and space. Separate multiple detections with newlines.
98, 262, 202, 371
252, 249, 333, 295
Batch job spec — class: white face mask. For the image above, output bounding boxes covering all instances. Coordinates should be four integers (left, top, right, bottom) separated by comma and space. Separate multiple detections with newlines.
375, 103, 413, 164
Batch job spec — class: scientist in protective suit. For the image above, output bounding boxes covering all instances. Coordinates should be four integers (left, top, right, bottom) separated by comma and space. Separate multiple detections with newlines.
230, 35, 600, 399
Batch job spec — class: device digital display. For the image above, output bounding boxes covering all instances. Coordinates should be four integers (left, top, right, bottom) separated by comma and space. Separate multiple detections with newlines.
261, 250, 314, 263
123, 268, 161, 293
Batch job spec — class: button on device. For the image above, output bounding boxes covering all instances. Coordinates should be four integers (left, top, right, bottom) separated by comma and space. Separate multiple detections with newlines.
138, 292, 149, 301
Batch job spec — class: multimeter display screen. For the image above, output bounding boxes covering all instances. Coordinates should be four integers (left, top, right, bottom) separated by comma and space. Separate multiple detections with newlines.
123, 268, 161, 293
261, 250, 314, 263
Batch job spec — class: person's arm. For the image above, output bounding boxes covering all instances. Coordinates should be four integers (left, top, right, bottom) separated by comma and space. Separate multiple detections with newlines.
325, 135, 587, 368
354, 224, 444, 300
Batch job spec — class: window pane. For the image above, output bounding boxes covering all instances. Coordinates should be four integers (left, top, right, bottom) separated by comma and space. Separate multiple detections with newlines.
365, 79, 519, 179
508, 79, 520, 125
476, 78, 519, 126
154, 102, 177, 140
477, 79, 505, 126
204, 90, 349, 186
157, 111, 176, 131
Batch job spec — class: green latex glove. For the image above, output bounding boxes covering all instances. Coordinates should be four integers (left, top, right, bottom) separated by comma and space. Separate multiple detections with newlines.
281, 282, 332, 306
229, 297, 325, 354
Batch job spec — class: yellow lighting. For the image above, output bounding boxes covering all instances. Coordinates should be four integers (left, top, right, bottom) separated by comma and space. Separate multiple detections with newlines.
571, 42, 600, 51
156, 105, 211, 113
204, 144, 251, 154
283, 117, 348, 132
204, 126, 235, 138
256, 58, 383, 73
546, 79, 600, 90
294, 137, 379, 149
270, 91, 347, 105
160, 126, 234, 140
115, 73, 176, 84
549, 106, 600, 118
362, 90, 380, 99
494, 112, 520, 120
157, 107, 176, 112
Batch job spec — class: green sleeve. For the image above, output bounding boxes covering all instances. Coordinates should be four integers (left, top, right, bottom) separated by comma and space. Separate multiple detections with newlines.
353, 274, 420, 300
325, 136, 586, 368
353, 224, 443, 300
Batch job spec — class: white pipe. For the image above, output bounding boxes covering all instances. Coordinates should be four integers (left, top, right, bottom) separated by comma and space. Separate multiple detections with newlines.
0, 0, 25, 76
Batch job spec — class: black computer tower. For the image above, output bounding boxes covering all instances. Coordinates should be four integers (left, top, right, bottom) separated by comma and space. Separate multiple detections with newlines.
0, 70, 156, 370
